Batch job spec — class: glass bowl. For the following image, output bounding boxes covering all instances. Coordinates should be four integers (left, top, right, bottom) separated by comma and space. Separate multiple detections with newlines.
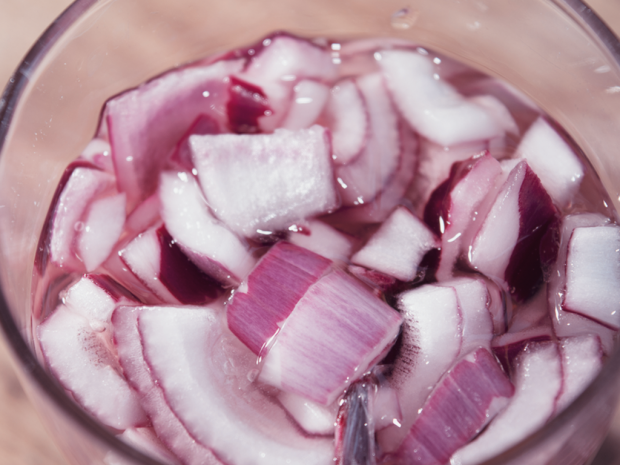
1, 0, 620, 464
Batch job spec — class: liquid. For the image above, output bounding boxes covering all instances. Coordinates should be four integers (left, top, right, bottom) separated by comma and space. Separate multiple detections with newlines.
32, 33, 618, 465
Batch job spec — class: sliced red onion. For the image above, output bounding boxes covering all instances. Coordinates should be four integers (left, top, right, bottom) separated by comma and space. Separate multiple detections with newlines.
347, 265, 400, 294
63, 274, 137, 325
119, 225, 222, 305
372, 383, 402, 432
492, 326, 555, 375
113, 306, 159, 395
440, 278, 494, 356
159, 171, 256, 286
554, 303, 616, 359
139, 305, 335, 465
112, 306, 223, 465
395, 348, 513, 465
227, 241, 332, 355
456, 75, 541, 136
170, 114, 220, 170
110, 428, 180, 465
351, 206, 438, 282
117, 226, 182, 304
326, 79, 368, 165
35, 161, 90, 273
39, 305, 147, 430
548, 213, 616, 354
77, 193, 127, 272
410, 139, 488, 216
335, 73, 400, 207
516, 117, 584, 207
498, 157, 521, 176
34, 33, 620, 465
100, 255, 161, 306
378, 49, 505, 146
259, 270, 402, 405
556, 335, 603, 411
240, 35, 338, 132
43, 166, 116, 272
124, 193, 161, 236
378, 284, 462, 453
468, 160, 558, 302
280, 79, 330, 130
467, 161, 522, 282
424, 152, 503, 281
468, 94, 519, 135
332, 122, 418, 225
286, 219, 356, 263
78, 138, 113, 172
226, 76, 271, 134
107, 59, 244, 209
278, 391, 339, 436
450, 342, 562, 465
191, 125, 338, 237
563, 225, 620, 329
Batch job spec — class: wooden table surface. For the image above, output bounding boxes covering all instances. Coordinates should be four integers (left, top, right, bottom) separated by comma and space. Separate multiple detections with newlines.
2, 0, 620, 464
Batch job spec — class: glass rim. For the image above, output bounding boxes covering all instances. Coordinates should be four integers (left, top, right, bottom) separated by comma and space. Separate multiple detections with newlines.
0, 1, 619, 464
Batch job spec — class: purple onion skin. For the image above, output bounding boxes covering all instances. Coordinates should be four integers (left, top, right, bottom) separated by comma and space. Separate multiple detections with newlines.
156, 226, 223, 305
396, 349, 514, 465
227, 76, 270, 134
227, 241, 332, 355
423, 156, 481, 237
505, 165, 559, 303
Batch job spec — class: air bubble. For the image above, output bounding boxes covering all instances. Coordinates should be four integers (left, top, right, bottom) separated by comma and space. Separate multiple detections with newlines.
74, 221, 84, 232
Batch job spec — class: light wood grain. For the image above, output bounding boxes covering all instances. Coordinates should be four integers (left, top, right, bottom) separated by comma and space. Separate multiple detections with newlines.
0, 1, 619, 464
